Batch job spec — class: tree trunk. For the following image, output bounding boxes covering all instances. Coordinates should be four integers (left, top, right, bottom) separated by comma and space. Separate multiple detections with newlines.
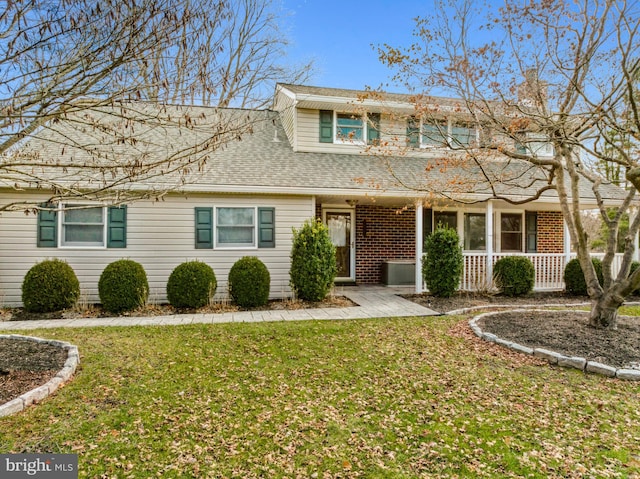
589, 293, 622, 329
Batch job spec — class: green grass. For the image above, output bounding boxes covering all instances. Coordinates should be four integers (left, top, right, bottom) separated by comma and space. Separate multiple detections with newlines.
2, 316, 640, 478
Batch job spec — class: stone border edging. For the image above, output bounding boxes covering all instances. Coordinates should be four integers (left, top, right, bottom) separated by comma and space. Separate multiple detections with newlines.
0, 335, 79, 417
468, 308, 640, 381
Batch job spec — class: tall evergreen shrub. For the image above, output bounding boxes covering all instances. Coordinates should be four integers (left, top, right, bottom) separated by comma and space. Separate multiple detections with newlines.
423, 227, 463, 297
290, 219, 337, 301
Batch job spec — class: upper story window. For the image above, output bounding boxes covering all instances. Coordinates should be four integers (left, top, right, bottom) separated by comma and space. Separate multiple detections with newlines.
515, 133, 554, 157
408, 117, 478, 149
319, 110, 380, 145
336, 113, 364, 142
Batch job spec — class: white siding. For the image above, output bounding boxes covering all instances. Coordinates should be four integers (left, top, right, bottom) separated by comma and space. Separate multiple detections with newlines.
0, 192, 314, 306
273, 90, 296, 148
295, 108, 434, 158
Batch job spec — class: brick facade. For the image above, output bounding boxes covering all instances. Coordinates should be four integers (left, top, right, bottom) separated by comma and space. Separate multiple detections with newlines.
355, 205, 416, 284
316, 203, 565, 284
537, 211, 564, 253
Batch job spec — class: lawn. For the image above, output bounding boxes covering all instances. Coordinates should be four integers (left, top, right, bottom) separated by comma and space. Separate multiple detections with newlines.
1, 315, 639, 478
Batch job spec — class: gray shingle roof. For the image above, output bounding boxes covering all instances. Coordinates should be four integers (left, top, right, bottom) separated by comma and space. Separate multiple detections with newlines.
7, 104, 627, 205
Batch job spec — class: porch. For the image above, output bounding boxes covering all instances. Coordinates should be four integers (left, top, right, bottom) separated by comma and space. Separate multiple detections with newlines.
461, 252, 626, 292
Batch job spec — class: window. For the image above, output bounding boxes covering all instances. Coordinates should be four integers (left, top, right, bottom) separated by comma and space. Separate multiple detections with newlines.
409, 117, 478, 148
421, 120, 448, 147
464, 213, 486, 250
501, 213, 522, 252
61, 205, 105, 247
195, 206, 275, 249
319, 110, 379, 145
434, 211, 457, 231
450, 122, 476, 147
217, 207, 255, 247
37, 203, 127, 248
515, 133, 554, 156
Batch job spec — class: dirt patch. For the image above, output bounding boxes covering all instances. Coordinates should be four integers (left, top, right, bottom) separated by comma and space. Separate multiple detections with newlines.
0, 338, 68, 404
477, 310, 640, 369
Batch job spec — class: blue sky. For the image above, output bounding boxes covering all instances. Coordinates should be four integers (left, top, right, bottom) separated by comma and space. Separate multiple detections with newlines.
281, 0, 428, 92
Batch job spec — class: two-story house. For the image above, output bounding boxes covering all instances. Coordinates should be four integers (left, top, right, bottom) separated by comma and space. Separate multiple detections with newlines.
0, 83, 628, 306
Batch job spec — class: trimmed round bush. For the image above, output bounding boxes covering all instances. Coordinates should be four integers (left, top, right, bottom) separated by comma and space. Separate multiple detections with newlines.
290, 219, 337, 301
166, 261, 216, 309
99, 259, 149, 313
22, 259, 80, 313
564, 257, 603, 295
493, 256, 535, 297
423, 227, 463, 297
229, 256, 270, 308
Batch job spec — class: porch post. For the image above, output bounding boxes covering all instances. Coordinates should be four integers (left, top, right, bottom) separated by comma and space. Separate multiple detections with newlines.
563, 220, 571, 265
486, 200, 494, 285
633, 209, 640, 262
415, 202, 423, 293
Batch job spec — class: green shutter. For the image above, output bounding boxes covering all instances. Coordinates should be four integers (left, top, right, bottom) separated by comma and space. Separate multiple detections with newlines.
368, 113, 381, 145
526, 212, 537, 253
258, 207, 275, 248
107, 205, 127, 248
195, 207, 213, 249
407, 117, 420, 147
37, 203, 57, 247
319, 110, 333, 143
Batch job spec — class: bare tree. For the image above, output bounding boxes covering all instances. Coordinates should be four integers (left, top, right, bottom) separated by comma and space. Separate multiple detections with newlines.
377, 0, 640, 328
136, 0, 314, 108
0, 0, 310, 212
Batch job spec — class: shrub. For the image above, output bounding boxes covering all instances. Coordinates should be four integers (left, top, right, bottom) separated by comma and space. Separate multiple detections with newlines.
22, 259, 80, 312
564, 257, 603, 295
493, 256, 535, 297
629, 261, 640, 295
166, 261, 216, 309
99, 259, 149, 313
228, 256, 270, 308
423, 227, 463, 297
290, 219, 337, 301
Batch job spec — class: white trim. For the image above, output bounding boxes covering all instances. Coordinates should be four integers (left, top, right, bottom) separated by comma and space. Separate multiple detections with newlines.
214, 205, 258, 250
58, 202, 107, 249
564, 220, 571, 264
497, 211, 525, 253
333, 111, 366, 145
415, 203, 423, 293
322, 207, 356, 282
486, 201, 494, 284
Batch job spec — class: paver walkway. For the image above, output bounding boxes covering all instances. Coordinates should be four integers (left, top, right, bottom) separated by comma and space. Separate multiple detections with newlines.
0, 285, 439, 330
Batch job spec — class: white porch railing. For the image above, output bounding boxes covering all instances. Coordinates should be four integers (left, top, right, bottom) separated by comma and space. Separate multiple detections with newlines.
461, 252, 626, 292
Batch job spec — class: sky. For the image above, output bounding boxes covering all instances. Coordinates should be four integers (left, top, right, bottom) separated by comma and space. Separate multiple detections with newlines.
280, 0, 429, 92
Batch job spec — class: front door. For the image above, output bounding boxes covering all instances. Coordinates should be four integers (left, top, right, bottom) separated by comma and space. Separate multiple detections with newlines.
324, 209, 355, 282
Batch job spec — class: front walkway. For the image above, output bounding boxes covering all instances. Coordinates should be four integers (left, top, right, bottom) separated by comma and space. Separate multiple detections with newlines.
0, 285, 439, 331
